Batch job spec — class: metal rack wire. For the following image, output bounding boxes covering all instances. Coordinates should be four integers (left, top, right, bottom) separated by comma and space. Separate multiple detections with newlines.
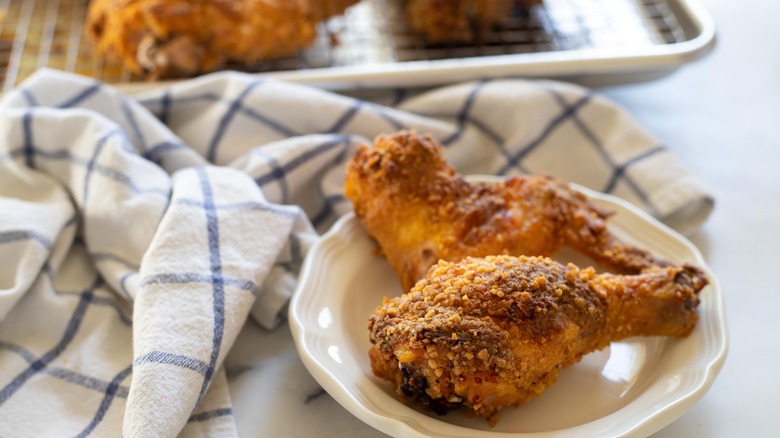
0, 0, 689, 93
383, 0, 685, 60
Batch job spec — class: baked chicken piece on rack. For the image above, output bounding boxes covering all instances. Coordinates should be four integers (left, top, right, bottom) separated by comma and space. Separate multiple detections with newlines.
368, 255, 707, 423
85, 0, 359, 78
345, 131, 670, 291
404, 0, 543, 43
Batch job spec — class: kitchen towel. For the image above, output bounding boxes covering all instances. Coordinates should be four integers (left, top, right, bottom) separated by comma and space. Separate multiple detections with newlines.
0, 68, 713, 436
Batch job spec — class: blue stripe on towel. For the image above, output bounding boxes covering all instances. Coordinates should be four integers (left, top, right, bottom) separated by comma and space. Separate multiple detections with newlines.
196, 168, 225, 404
0, 341, 131, 398
326, 100, 363, 133
0, 229, 52, 249
499, 92, 593, 175
57, 82, 102, 109
188, 408, 233, 423
207, 81, 264, 162
75, 364, 134, 438
22, 109, 35, 168
440, 80, 490, 146
0, 277, 101, 406
140, 272, 257, 293
254, 135, 349, 187
134, 351, 209, 375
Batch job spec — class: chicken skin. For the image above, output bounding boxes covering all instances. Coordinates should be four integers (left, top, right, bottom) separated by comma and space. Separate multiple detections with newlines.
404, 0, 542, 43
368, 255, 707, 423
85, 0, 359, 78
345, 131, 670, 291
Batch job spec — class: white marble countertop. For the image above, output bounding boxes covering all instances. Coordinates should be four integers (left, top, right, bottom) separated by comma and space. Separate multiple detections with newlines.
601, 1, 780, 435
224, 0, 780, 436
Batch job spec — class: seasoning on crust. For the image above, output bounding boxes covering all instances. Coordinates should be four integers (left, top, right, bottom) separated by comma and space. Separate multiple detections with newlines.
85, 0, 360, 78
368, 255, 706, 423
345, 131, 671, 292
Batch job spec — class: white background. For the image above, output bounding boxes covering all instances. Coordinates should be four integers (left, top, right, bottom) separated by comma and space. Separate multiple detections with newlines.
601, 0, 780, 435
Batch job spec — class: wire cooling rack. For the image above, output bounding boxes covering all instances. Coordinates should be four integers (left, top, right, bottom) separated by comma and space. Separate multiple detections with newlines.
0, 0, 712, 93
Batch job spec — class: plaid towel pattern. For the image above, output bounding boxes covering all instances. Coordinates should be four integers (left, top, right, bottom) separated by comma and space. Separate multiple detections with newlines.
0, 69, 713, 437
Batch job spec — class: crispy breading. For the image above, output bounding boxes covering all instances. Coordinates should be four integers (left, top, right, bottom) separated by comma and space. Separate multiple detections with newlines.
344, 131, 671, 291
85, 0, 359, 78
404, 0, 542, 43
368, 255, 706, 423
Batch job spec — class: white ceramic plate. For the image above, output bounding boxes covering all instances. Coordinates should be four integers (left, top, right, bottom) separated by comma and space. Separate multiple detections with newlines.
289, 180, 727, 438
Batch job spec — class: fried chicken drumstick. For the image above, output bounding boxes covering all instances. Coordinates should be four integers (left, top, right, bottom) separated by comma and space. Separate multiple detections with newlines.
345, 131, 670, 291
85, 0, 359, 78
368, 255, 707, 423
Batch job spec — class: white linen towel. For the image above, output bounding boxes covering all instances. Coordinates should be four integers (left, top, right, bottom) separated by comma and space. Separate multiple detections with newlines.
0, 69, 713, 437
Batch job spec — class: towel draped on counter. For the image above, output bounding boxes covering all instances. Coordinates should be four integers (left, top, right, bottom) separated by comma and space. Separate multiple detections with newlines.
0, 69, 713, 437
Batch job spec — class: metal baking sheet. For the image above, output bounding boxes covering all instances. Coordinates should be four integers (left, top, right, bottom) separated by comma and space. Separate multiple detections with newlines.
0, 0, 715, 93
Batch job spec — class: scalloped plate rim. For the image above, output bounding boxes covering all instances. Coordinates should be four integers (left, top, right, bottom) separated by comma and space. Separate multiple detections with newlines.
289, 177, 727, 438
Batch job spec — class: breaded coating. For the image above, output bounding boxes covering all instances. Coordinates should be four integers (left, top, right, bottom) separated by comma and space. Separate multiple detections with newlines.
404, 0, 542, 43
368, 255, 706, 423
85, 0, 359, 78
345, 131, 671, 291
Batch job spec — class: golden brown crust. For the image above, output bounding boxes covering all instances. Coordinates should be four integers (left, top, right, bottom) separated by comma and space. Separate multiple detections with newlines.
600, 263, 706, 339
368, 255, 706, 423
85, 0, 359, 78
404, 0, 543, 43
344, 131, 672, 291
